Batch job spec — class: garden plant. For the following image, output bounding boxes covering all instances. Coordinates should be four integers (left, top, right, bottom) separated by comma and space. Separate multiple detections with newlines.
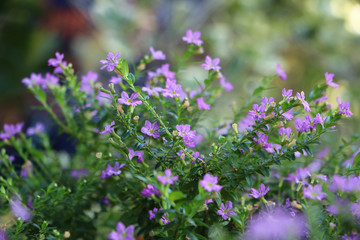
0, 30, 359, 240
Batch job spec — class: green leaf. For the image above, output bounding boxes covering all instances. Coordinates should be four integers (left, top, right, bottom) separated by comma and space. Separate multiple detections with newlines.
352, 153, 360, 173
168, 191, 186, 202
127, 73, 135, 84
245, 175, 253, 187
252, 86, 264, 97
303, 146, 313, 157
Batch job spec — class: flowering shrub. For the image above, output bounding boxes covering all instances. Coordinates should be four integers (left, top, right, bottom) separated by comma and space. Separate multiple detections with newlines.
0, 29, 359, 240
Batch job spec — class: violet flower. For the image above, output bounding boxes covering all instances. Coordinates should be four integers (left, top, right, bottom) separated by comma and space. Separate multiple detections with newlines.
100, 52, 121, 72
248, 104, 266, 120
48, 52, 67, 74
149, 47, 166, 60
201, 56, 221, 71
296, 91, 311, 112
22, 73, 43, 88
219, 77, 234, 91
217, 201, 237, 220
157, 169, 178, 185
118, 92, 142, 106
110, 76, 122, 84
278, 127, 291, 139
141, 120, 161, 139
200, 174, 222, 192
101, 162, 125, 179
337, 98, 353, 117
248, 184, 269, 199
149, 207, 159, 220
276, 63, 287, 80
182, 29, 203, 45
245, 208, 306, 240
10, 197, 32, 222
80, 71, 98, 94
142, 86, 163, 97
141, 184, 161, 197
325, 72, 338, 89
162, 79, 183, 98
196, 97, 211, 110
128, 148, 144, 163
26, 123, 45, 136
70, 169, 88, 179
282, 88, 293, 99
303, 184, 327, 201
0, 122, 23, 139
176, 124, 191, 137
108, 222, 134, 240
100, 121, 115, 135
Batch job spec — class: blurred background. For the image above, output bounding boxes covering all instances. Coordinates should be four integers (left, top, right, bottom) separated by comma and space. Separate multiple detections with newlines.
0, 0, 359, 136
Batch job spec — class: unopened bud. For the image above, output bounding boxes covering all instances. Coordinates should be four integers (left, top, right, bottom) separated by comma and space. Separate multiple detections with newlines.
195, 46, 204, 54
117, 104, 124, 114
96, 152, 102, 159
109, 83, 116, 94
232, 123, 238, 135
329, 222, 336, 229
137, 63, 146, 71
172, 130, 179, 137
182, 100, 190, 108
288, 139, 296, 147
133, 115, 139, 122
273, 122, 284, 128
264, 113, 275, 120
246, 204, 253, 211
187, 107, 193, 112
64, 231, 71, 238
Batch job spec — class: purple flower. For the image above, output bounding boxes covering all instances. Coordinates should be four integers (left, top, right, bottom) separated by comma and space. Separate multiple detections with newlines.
313, 95, 328, 104
276, 63, 287, 80
101, 162, 125, 179
149, 207, 159, 220
110, 76, 122, 84
325, 72, 338, 89
176, 124, 197, 147
70, 169, 88, 179
249, 184, 269, 199
253, 132, 268, 145
303, 184, 327, 201
141, 184, 161, 197
0, 122, 23, 139
26, 123, 45, 136
108, 222, 134, 240
162, 79, 184, 98
245, 208, 306, 240
261, 97, 276, 108
294, 117, 310, 132
0, 228, 7, 240
201, 56, 221, 71
196, 97, 211, 110
337, 98, 353, 117
278, 127, 291, 139
280, 109, 294, 121
142, 86, 163, 97
176, 124, 191, 137
217, 201, 237, 220
48, 52, 67, 74
149, 47, 166, 60
219, 77, 234, 91
182, 29, 203, 45
157, 169, 178, 185
282, 88, 293, 100
296, 91, 311, 112
100, 52, 121, 72
128, 148, 144, 163
100, 121, 115, 135
10, 197, 32, 222
248, 104, 266, 120
118, 92, 142, 106
200, 174, 223, 192
21, 161, 33, 178
80, 71, 98, 94
141, 120, 161, 139
42, 73, 59, 89
22, 73, 43, 88
329, 175, 359, 192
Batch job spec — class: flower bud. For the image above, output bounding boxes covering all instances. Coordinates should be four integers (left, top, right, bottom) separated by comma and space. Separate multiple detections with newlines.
133, 115, 139, 122
329, 222, 336, 229
273, 122, 284, 128
172, 130, 179, 137
137, 63, 146, 71
264, 113, 275, 120
187, 107, 193, 112
232, 123, 238, 135
246, 204, 253, 212
96, 152, 102, 159
182, 100, 190, 108
117, 104, 124, 114
288, 139, 296, 147
109, 83, 116, 94
64, 231, 71, 238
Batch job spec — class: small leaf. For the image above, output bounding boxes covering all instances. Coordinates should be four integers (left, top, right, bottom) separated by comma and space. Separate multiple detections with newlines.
352, 153, 360, 172
303, 146, 313, 157
168, 191, 186, 202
